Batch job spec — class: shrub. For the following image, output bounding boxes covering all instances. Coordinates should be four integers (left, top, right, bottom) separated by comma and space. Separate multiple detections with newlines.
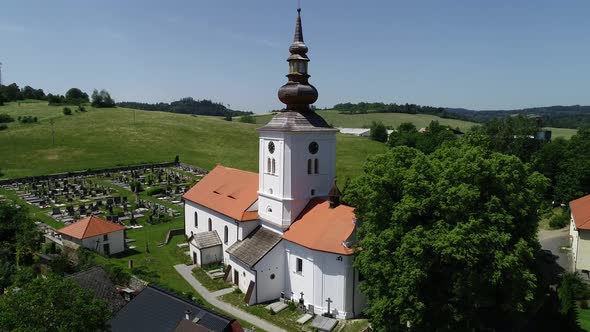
18, 116, 36, 124
549, 210, 569, 229
0, 124, 7, 131
233, 287, 242, 294
146, 186, 164, 196
239, 114, 256, 124
581, 299, 589, 309
63, 107, 72, 115
223, 114, 233, 121
78, 106, 86, 112
370, 121, 388, 143
0, 113, 14, 123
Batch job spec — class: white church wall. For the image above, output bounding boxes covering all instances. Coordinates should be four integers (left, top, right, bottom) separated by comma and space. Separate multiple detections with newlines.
253, 241, 285, 303
184, 200, 243, 263
200, 245, 223, 266
284, 241, 356, 319
238, 220, 260, 241
228, 256, 257, 304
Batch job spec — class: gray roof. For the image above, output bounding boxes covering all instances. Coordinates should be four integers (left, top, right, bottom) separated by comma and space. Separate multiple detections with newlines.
257, 111, 338, 132
67, 266, 127, 313
110, 284, 236, 332
191, 231, 222, 249
226, 226, 282, 268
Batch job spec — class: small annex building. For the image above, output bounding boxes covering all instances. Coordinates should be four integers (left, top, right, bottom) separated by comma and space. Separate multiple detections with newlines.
183, 8, 367, 320
570, 194, 590, 272
58, 216, 126, 256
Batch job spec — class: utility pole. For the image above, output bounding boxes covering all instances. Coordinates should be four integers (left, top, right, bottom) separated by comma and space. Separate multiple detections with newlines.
50, 119, 55, 146
0, 62, 3, 87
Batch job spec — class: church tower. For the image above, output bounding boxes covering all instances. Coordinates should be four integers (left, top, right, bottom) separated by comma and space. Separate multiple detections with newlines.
257, 8, 338, 232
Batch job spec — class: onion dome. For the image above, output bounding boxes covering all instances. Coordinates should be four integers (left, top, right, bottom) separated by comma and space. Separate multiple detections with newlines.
278, 8, 318, 112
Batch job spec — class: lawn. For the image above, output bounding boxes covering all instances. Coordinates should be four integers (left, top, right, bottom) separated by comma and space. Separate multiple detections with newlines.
192, 267, 232, 292
0, 101, 386, 181
579, 303, 590, 331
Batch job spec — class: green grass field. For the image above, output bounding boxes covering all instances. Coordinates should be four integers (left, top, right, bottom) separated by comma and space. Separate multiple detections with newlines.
252, 110, 577, 139
0, 101, 387, 180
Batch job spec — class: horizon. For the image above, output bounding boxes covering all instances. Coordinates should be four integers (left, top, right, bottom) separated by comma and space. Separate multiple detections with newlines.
2, 0, 590, 113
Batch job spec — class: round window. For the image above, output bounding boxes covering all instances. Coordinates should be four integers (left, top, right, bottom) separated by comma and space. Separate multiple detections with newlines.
268, 141, 275, 154
270, 274, 276, 280
308, 142, 319, 154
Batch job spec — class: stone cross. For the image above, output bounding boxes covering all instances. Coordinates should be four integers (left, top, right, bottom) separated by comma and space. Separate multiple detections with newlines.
326, 297, 332, 316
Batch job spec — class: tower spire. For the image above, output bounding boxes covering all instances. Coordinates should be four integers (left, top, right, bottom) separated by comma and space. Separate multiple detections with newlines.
277, 7, 318, 112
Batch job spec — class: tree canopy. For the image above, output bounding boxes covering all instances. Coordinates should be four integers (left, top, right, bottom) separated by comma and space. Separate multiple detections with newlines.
0, 275, 111, 332
344, 143, 548, 331
91, 89, 116, 108
65, 88, 89, 105
369, 121, 388, 143
388, 120, 457, 154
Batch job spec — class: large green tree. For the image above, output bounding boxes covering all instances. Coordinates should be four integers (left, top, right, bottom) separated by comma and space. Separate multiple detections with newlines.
344, 143, 548, 331
0, 275, 111, 331
65, 88, 89, 105
0, 201, 39, 267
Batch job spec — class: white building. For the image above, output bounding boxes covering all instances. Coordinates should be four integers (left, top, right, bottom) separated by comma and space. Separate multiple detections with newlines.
183, 8, 366, 319
570, 194, 590, 272
58, 216, 126, 256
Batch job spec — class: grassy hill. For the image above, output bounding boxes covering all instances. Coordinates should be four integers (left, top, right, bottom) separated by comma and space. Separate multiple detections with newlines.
253, 110, 577, 138
0, 101, 387, 180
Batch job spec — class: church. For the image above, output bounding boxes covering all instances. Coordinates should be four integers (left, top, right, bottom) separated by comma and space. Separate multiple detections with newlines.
183, 8, 366, 319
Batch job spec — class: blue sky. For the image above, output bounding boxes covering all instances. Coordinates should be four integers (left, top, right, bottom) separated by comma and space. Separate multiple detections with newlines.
1, 0, 589, 112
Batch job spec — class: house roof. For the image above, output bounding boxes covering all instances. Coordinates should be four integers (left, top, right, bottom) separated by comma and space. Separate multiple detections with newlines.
571, 194, 590, 230
67, 266, 126, 313
190, 231, 222, 249
226, 226, 282, 268
183, 166, 258, 222
283, 199, 356, 255
58, 216, 126, 239
110, 284, 238, 332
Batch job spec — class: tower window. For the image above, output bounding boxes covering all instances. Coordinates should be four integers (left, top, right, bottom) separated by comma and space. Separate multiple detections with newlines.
296, 258, 303, 273
311, 189, 315, 196
307, 159, 312, 174
267, 158, 271, 173
272, 158, 276, 174
194, 212, 198, 228
314, 159, 319, 174
208, 218, 212, 231
224, 226, 228, 244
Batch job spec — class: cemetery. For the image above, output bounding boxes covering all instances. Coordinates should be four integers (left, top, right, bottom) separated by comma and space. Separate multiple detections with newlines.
0, 164, 206, 255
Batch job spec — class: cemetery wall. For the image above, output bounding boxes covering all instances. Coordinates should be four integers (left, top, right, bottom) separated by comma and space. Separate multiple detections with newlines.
0, 162, 208, 185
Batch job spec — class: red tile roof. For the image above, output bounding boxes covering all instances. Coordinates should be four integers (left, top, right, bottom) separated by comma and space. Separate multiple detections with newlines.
571, 194, 590, 230
182, 165, 259, 222
58, 216, 126, 239
283, 199, 356, 255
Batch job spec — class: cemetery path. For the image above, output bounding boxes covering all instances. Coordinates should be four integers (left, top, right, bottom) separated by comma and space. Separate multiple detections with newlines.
174, 264, 288, 332
211, 287, 237, 297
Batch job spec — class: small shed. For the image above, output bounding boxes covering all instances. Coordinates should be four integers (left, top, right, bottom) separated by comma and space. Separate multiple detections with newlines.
189, 231, 223, 266
58, 216, 126, 256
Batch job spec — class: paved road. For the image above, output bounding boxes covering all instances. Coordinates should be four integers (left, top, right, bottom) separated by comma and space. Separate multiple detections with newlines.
174, 264, 288, 332
538, 227, 571, 272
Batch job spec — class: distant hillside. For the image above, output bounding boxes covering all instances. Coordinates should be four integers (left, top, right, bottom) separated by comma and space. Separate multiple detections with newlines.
117, 98, 253, 117
446, 105, 590, 129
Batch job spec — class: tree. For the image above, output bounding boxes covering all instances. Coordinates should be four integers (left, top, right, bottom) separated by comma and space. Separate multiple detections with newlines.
0, 92, 4, 106
1, 83, 22, 101
20, 86, 36, 99
0, 275, 110, 331
370, 121, 388, 143
344, 144, 548, 331
0, 201, 39, 266
239, 114, 256, 124
91, 89, 116, 108
65, 88, 89, 105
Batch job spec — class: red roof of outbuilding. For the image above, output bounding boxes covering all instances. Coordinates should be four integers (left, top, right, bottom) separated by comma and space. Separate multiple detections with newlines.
283, 199, 356, 255
571, 194, 590, 230
182, 166, 258, 222
58, 216, 126, 239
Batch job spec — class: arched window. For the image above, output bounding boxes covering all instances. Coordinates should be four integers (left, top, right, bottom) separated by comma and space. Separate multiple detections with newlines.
194, 212, 198, 228
224, 226, 228, 244
267, 158, 271, 173
314, 159, 319, 174
307, 159, 312, 174
272, 159, 276, 174
208, 218, 212, 231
